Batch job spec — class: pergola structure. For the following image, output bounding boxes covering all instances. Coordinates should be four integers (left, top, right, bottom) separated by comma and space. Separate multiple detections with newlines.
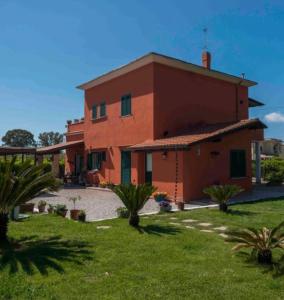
0, 140, 84, 177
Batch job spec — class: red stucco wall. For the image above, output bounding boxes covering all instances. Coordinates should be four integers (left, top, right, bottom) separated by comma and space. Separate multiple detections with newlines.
153, 63, 249, 138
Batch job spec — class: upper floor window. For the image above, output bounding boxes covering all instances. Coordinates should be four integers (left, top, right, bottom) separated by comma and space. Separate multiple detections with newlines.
100, 101, 106, 117
230, 150, 246, 178
92, 105, 97, 120
121, 94, 131, 116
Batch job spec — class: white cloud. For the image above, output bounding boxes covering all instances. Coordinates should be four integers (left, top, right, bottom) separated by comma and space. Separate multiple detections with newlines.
264, 112, 284, 123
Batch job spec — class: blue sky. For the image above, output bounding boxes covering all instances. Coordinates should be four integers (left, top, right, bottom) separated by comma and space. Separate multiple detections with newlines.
0, 0, 283, 142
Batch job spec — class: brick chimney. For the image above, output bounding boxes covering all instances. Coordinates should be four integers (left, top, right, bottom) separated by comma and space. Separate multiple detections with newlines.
202, 51, 211, 69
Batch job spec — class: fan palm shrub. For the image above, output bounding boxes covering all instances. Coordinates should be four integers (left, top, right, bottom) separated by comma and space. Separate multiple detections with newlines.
226, 222, 284, 264
0, 158, 59, 242
203, 184, 243, 212
113, 184, 157, 227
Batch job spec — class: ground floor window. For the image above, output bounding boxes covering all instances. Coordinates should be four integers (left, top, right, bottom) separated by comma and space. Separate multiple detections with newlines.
230, 150, 246, 178
87, 151, 106, 170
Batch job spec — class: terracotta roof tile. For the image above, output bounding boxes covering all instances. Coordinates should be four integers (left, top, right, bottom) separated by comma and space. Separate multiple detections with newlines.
128, 119, 266, 151
36, 140, 84, 154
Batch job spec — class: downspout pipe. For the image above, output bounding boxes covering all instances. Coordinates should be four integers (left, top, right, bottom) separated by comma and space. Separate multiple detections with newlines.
236, 79, 243, 122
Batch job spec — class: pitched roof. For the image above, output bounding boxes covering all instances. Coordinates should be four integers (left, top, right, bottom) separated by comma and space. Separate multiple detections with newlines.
77, 52, 257, 90
36, 140, 84, 154
248, 97, 265, 107
128, 119, 266, 151
0, 147, 36, 155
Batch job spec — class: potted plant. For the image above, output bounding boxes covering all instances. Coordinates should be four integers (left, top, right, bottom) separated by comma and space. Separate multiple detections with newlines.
19, 203, 35, 213
203, 185, 243, 212
55, 204, 68, 217
69, 196, 81, 220
116, 207, 129, 218
47, 204, 55, 214
153, 192, 168, 202
38, 200, 47, 213
78, 210, 86, 222
159, 200, 172, 212
177, 201, 185, 211
99, 181, 107, 188
226, 221, 284, 264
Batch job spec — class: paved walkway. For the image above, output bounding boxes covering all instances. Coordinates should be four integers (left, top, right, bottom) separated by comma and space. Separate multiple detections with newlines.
32, 187, 160, 221
32, 184, 284, 221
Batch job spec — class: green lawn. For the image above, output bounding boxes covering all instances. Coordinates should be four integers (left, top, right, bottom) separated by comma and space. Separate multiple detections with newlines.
1, 199, 284, 300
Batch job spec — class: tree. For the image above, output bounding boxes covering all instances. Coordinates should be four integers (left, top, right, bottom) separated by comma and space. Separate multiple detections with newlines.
203, 185, 243, 212
2, 129, 35, 147
113, 184, 157, 227
0, 158, 59, 242
38, 132, 63, 147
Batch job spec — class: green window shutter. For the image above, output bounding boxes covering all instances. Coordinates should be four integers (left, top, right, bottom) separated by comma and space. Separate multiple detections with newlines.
230, 150, 246, 178
87, 153, 93, 170
121, 94, 131, 116
100, 102, 106, 117
92, 105, 97, 120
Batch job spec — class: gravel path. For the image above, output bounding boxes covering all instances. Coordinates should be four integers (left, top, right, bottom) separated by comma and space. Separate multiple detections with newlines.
32, 187, 160, 221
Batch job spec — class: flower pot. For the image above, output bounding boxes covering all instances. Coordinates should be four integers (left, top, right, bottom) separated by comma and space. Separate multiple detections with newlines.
177, 202, 185, 211
70, 209, 80, 220
57, 209, 68, 217
155, 195, 167, 202
258, 250, 272, 264
38, 205, 46, 213
78, 214, 86, 222
20, 203, 35, 213
219, 203, 228, 212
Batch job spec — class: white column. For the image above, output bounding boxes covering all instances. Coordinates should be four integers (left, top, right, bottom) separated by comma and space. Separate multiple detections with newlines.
255, 141, 261, 184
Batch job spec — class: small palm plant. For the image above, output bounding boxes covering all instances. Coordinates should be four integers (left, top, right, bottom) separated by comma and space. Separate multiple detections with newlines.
226, 222, 284, 264
0, 158, 59, 242
203, 185, 243, 212
113, 184, 157, 227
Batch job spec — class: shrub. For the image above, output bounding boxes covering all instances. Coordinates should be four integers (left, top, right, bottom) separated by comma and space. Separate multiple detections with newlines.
113, 184, 157, 227
262, 157, 284, 185
99, 181, 108, 188
116, 207, 129, 218
226, 221, 284, 264
203, 185, 243, 212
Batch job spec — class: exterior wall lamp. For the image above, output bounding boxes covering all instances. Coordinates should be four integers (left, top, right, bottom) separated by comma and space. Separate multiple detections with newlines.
162, 151, 168, 160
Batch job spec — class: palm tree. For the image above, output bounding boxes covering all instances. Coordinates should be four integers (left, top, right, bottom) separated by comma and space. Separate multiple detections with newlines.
113, 184, 157, 227
226, 222, 284, 264
0, 158, 59, 242
203, 185, 243, 212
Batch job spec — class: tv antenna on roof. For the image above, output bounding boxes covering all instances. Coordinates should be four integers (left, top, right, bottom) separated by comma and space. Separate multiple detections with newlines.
203, 27, 208, 50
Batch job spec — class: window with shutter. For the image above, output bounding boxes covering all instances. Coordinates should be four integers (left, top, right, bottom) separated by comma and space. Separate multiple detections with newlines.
230, 150, 246, 178
121, 94, 131, 116
92, 105, 97, 120
100, 102, 106, 117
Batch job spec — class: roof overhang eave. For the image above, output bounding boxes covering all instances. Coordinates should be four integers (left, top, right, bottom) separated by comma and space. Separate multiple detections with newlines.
77, 53, 257, 91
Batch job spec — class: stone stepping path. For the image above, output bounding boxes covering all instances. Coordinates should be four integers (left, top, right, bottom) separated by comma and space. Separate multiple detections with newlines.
219, 233, 229, 239
181, 219, 198, 223
165, 216, 230, 240
185, 225, 195, 229
200, 229, 214, 233
214, 226, 227, 231
97, 226, 111, 229
198, 223, 212, 227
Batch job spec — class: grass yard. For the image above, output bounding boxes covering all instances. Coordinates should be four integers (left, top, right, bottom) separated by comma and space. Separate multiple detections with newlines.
1, 199, 284, 300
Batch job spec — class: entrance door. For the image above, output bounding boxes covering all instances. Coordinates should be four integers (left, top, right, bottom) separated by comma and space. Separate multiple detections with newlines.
145, 152, 152, 184
121, 151, 131, 184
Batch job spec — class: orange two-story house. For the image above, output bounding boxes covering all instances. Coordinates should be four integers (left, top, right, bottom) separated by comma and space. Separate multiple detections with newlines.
65, 52, 266, 202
